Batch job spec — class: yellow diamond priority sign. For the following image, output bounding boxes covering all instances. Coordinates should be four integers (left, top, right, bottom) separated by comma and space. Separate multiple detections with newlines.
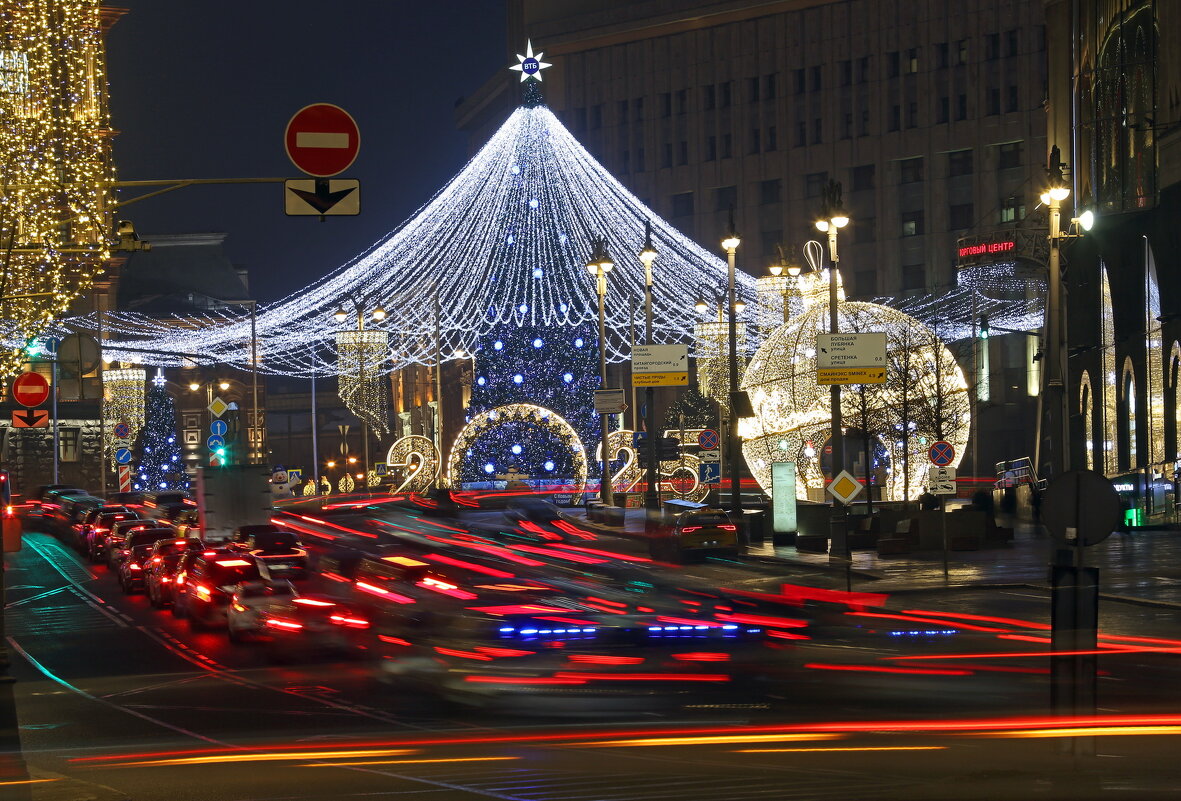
826, 469, 864, 505
207, 396, 229, 418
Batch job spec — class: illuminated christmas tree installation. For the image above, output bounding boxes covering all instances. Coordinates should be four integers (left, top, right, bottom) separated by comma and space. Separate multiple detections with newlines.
133, 377, 188, 493
0, 1, 114, 376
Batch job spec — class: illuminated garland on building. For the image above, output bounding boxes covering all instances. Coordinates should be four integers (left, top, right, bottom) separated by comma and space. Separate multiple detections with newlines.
447, 403, 587, 494
334, 329, 389, 434
103, 368, 144, 467
384, 434, 440, 492
0, 1, 114, 377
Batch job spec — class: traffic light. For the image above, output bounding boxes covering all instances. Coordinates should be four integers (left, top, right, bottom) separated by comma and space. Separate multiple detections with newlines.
657, 437, 681, 461
979, 315, 990, 339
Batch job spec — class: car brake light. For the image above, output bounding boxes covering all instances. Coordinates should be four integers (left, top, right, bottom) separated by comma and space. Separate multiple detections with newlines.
265, 618, 303, 631
232, 602, 247, 612
175, 572, 186, 586
174, 540, 187, 546
121, 549, 130, 556
293, 598, 335, 607
129, 563, 141, 571
161, 577, 172, 583
194, 584, 211, 600
151, 557, 162, 564
329, 614, 370, 629
680, 526, 700, 532
202, 551, 217, 556
719, 525, 736, 531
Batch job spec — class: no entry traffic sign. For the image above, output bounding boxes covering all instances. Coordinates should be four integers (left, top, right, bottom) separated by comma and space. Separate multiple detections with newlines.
12, 372, 50, 407
285, 103, 360, 178
928, 440, 955, 467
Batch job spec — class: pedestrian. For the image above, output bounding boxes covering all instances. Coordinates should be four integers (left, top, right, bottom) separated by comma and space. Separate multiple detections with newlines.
919, 488, 939, 511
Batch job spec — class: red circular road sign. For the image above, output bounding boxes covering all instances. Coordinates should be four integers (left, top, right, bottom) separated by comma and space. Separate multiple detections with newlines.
928, 440, 955, 467
12, 372, 49, 407
284, 103, 360, 177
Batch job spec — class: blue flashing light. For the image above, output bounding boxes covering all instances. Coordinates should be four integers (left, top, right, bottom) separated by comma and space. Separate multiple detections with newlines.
520, 628, 538, 635
582, 628, 596, 633
746, 628, 762, 633
499, 627, 514, 633
649, 626, 663, 631
722, 625, 738, 630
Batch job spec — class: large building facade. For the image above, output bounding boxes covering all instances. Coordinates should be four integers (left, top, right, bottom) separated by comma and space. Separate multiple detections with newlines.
457, 0, 1052, 481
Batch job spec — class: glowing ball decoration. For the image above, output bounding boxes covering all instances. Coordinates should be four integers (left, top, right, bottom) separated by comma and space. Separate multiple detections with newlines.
740, 291, 970, 502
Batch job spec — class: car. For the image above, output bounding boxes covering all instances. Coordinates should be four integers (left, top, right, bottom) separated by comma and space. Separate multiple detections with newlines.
649, 507, 740, 562
117, 543, 157, 594
142, 491, 194, 520
145, 538, 206, 608
226, 580, 297, 642
86, 511, 143, 562
110, 527, 176, 577
156, 503, 191, 526
76, 506, 134, 552
170, 550, 203, 618
236, 528, 308, 581
105, 519, 160, 569
28, 485, 84, 514
228, 524, 286, 550
33, 487, 89, 524
181, 549, 262, 630
170, 508, 201, 538
503, 497, 564, 525
105, 491, 144, 509
59, 495, 104, 528
250, 593, 371, 660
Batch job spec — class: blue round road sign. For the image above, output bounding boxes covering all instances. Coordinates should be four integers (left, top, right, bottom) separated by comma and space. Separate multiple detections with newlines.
210, 419, 228, 437
114, 448, 133, 465
928, 440, 955, 467
113, 422, 131, 439
207, 434, 226, 451
698, 429, 720, 450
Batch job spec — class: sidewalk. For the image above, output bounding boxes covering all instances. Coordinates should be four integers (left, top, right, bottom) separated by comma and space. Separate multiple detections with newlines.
568, 507, 1181, 607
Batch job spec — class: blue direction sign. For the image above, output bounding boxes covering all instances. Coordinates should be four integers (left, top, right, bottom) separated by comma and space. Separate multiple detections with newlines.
210, 419, 228, 437
928, 440, 955, 467
207, 434, 226, 451
699, 462, 721, 485
114, 448, 133, 465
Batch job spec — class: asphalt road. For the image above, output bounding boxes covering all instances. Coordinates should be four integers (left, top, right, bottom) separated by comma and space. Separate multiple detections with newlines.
6, 525, 1181, 800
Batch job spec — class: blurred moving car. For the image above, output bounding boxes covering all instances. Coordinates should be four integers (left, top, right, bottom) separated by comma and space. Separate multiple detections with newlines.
252, 593, 371, 660
181, 549, 262, 630
503, 497, 564, 525
28, 485, 84, 516
105, 491, 144, 509
78, 507, 136, 555
142, 491, 193, 520
170, 508, 201, 538
145, 538, 206, 608
226, 580, 296, 642
649, 507, 740, 562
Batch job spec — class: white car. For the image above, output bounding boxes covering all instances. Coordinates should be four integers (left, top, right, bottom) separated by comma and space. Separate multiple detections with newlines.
226, 580, 297, 643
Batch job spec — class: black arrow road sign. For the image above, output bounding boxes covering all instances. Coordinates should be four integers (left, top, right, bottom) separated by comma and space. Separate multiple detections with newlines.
284, 178, 361, 216
12, 408, 49, 428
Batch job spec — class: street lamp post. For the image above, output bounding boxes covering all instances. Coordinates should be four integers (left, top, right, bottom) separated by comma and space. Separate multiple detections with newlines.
639, 222, 659, 513
1041, 145, 1072, 479
721, 216, 743, 532
586, 238, 615, 507
815, 180, 850, 550
767, 244, 803, 325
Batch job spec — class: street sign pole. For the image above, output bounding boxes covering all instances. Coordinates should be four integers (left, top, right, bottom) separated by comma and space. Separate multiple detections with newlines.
51, 355, 58, 484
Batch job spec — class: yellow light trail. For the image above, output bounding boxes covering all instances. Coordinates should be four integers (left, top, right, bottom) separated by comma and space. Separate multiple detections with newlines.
108, 748, 419, 768
301, 756, 520, 767
736, 746, 946, 753
0, 779, 58, 786
974, 726, 1181, 739
575, 733, 844, 748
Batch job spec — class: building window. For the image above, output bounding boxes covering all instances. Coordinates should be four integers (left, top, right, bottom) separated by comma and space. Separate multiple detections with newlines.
854, 270, 877, 297
620, 149, 630, 174
812, 118, 822, 144
760, 229, 783, 260
748, 76, 760, 103
957, 39, 969, 64
591, 105, 602, 129
1007, 84, 1019, 112
677, 140, 688, 165
997, 141, 1023, 169
906, 47, 919, 73
766, 125, 777, 151
759, 178, 782, 205
902, 263, 926, 290
900, 156, 924, 183
901, 210, 925, 236
703, 85, 715, 110
748, 127, 760, 153
948, 149, 974, 176
889, 105, 900, 131
957, 94, 968, 120
1006, 29, 1019, 57
676, 89, 687, 114
936, 42, 949, 68
573, 107, 586, 131
636, 147, 645, 172
840, 60, 852, 86
633, 97, 644, 119
852, 164, 875, 191
764, 73, 777, 99
810, 65, 822, 91
985, 32, 1000, 60
859, 108, 870, 136
906, 101, 918, 128
858, 56, 871, 83
720, 81, 732, 108
949, 202, 974, 230
999, 195, 1025, 222
713, 185, 737, 212
987, 88, 1000, 115
721, 133, 732, 158
854, 216, 876, 243
671, 191, 694, 217
805, 171, 829, 198
617, 99, 629, 124
58, 426, 81, 463
705, 135, 717, 161
842, 112, 852, 139
887, 51, 900, 78
660, 92, 672, 118
661, 143, 672, 168
795, 121, 806, 148
794, 68, 805, 94
937, 96, 949, 123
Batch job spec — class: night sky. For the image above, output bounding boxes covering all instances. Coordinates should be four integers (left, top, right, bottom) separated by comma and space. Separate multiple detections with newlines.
104, 2, 507, 302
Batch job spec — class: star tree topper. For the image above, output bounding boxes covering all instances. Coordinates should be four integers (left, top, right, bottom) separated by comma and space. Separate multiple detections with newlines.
510, 40, 552, 82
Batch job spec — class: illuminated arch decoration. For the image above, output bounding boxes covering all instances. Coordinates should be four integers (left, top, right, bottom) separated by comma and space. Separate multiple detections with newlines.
385, 435, 441, 493
601, 428, 709, 503
1080, 370, 1094, 471
741, 292, 970, 502
447, 404, 587, 499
